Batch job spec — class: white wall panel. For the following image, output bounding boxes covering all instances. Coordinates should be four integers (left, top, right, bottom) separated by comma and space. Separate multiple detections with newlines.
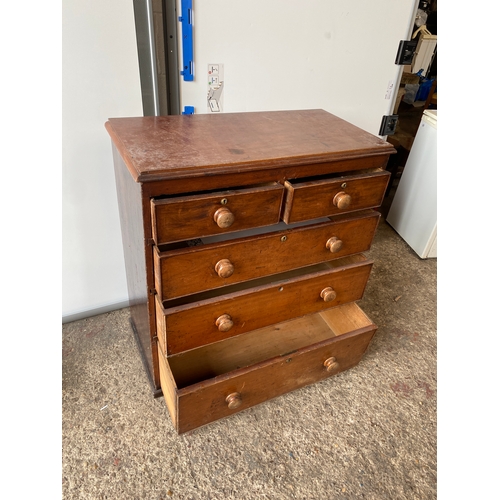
178, 0, 418, 135
62, 0, 143, 321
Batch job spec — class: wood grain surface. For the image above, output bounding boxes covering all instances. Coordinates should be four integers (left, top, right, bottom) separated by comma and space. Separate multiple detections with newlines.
112, 144, 160, 392
151, 183, 284, 245
156, 303, 376, 433
154, 210, 380, 301
156, 256, 373, 355
283, 169, 390, 223
105, 110, 395, 182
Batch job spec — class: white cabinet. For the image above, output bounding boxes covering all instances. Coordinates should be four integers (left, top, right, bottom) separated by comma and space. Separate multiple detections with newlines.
387, 110, 437, 259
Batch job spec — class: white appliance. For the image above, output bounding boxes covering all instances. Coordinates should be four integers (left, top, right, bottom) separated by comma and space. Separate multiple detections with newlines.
386, 109, 437, 258
175, 0, 419, 136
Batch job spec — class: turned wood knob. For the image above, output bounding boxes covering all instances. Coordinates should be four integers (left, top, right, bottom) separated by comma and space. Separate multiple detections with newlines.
215, 259, 234, 278
216, 314, 234, 332
326, 236, 343, 253
226, 392, 242, 409
333, 191, 352, 210
320, 287, 337, 302
324, 357, 340, 372
213, 207, 235, 228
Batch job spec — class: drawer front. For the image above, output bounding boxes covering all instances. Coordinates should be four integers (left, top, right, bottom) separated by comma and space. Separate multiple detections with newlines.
154, 210, 380, 301
174, 326, 376, 433
282, 169, 390, 223
157, 257, 373, 355
151, 183, 284, 245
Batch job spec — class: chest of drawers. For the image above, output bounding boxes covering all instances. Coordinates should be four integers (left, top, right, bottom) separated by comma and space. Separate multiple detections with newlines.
106, 109, 394, 434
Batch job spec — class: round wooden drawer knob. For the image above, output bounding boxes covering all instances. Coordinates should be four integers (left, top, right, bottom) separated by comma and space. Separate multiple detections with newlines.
216, 314, 234, 332
226, 392, 242, 409
333, 191, 352, 210
326, 236, 343, 253
215, 259, 234, 278
320, 287, 337, 302
324, 357, 340, 372
214, 207, 235, 228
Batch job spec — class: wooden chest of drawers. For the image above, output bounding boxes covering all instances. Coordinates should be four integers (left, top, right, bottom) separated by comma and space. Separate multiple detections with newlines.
106, 109, 394, 434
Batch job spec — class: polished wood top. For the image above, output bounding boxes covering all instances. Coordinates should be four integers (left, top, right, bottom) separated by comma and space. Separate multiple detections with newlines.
105, 109, 394, 182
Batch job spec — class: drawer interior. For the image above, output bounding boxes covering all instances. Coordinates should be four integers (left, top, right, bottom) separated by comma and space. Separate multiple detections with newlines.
151, 181, 280, 201
156, 216, 332, 252
284, 167, 386, 185
284, 167, 387, 187
165, 302, 374, 389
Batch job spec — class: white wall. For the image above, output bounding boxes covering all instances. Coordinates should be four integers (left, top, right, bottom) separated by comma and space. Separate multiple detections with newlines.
62, 0, 418, 322
179, 0, 418, 135
62, 0, 143, 321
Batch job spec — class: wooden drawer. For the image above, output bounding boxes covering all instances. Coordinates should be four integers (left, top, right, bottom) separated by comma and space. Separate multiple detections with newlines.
155, 254, 373, 355
282, 169, 390, 223
154, 210, 380, 301
158, 302, 377, 434
151, 183, 284, 245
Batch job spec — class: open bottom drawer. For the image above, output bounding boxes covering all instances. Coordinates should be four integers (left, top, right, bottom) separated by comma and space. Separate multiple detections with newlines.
158, 302, 377, 434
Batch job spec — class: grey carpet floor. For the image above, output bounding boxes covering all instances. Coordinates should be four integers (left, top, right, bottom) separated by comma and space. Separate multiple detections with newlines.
62, 218, 437, 499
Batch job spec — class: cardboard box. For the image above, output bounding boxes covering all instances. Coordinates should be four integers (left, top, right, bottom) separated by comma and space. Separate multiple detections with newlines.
400, 71, 420, 85
393, 87, 406, 114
